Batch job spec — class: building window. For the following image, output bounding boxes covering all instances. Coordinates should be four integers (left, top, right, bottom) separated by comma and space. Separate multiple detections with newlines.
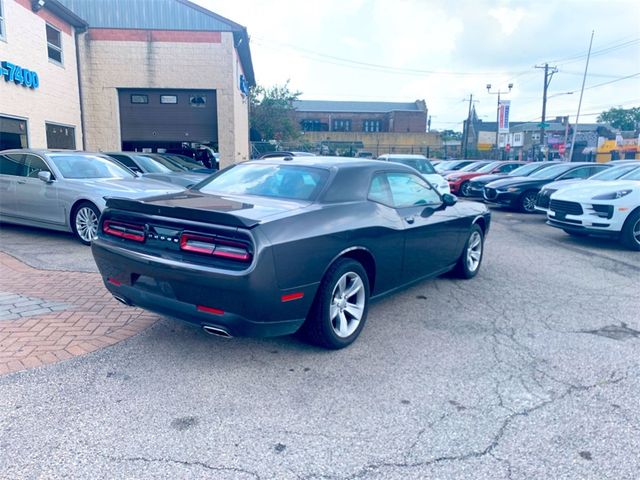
0, 0, 6, 41
131, 94, 148, 104
46, 123, 76, 149
46, 24, 63, 64
364, 120, 381, 132
514, 133, 522, 143
160, 95, 178, 104
301, 119, 320, 132
190, 95, 207, 108
0, 115, 29, 150
333, 119, 351, 132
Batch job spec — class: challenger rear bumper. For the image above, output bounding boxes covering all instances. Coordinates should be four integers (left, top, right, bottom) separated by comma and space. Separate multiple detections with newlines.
92, 239, 315, 337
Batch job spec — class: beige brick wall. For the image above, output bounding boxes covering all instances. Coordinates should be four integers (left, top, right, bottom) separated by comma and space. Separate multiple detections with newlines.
77, 30, 249, 166
0, 0, 82, 149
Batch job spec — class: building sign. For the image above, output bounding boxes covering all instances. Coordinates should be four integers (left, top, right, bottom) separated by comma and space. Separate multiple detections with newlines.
1, 61, 40, 89
498, 100, 510, 133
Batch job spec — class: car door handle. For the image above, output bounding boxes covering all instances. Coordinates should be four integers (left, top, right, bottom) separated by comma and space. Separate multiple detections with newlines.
17, 180, 26, 184
404, 216, 415, 224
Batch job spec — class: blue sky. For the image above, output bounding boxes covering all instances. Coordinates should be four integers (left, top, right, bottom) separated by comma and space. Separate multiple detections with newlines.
196, 0, 640, 131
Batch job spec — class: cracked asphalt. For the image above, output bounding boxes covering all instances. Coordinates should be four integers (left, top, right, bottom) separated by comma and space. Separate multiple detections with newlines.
1, 209, 639, 479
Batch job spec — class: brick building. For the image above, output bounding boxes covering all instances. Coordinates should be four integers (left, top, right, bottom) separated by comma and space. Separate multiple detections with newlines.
0, 0, 255, 166
0, 0, 86, 150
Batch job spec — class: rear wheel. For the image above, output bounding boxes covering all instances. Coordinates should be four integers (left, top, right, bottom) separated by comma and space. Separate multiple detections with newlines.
452, 224, 484, 279
620, 210, 640, 251
72, 201, 100, 245
301, 259, 370, 349
519, 190, 538, 213
460, 181, 472, 197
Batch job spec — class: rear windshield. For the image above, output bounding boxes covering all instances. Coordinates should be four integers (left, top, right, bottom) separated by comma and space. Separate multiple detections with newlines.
460, 162, 489, 172
197, 164, 329, 201
529, 164, 575, 180
510, 162, 552, 176
49, 154, 136, 179
137, 155, 185, 172
590, 164, 639, 180
476, 162, 501, 173
620, 168, 640, 181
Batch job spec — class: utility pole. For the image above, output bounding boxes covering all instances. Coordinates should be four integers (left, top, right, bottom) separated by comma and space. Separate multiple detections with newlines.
569, 31, 595, 163
487, 83, 513, 160
462, 94, 478, 159
535, 63, 558, 161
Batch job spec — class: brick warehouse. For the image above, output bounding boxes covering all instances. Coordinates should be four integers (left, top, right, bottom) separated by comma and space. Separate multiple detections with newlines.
0, 0, 255, 167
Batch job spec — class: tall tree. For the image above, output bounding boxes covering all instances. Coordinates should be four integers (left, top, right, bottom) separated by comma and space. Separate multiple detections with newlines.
250, 81, 302, 142
597, 106, 640, 131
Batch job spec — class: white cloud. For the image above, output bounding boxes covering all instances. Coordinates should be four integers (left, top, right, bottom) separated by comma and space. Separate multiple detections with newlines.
488, 7, 526, 36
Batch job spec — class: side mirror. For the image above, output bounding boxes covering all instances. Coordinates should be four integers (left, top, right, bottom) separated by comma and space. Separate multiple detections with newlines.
38, 171, 53, 183
442, 193, 457, 207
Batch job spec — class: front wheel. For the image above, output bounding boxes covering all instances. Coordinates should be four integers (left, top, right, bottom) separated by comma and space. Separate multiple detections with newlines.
452, 224, 484, 279
72, 201, 100, 245
519, 191, 538, 213
620, 210, 640, 251
459, 181, 472, 197
301, 259, 370, 349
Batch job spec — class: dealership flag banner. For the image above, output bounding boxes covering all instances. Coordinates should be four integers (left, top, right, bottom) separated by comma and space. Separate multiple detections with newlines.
498, 100, 510, 134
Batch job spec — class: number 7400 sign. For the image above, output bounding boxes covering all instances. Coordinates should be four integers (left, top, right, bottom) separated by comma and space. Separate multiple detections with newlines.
1, 61, 40, 89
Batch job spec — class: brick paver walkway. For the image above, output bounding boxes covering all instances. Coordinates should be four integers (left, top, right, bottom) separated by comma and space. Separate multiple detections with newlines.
0, 252, 158, 375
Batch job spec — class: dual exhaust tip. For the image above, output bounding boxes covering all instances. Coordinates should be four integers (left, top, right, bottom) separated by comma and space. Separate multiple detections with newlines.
112, 294, 232, 338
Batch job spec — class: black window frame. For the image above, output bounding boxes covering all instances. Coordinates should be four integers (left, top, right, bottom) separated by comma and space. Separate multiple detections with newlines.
131, 94, 149, 104
46, 23, 63, 65
45, 122, 76, 150
160, 95, 178, 104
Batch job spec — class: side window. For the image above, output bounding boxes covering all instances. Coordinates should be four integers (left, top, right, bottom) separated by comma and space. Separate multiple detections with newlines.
500, 163, 519, 173
0, 154, 25, 176
589, 166, 608, 176
559, 167, 591, 180
109, 154, 140, 172
23, 154, 51, 178
387, 173, 441, 208
368, 174, 393, 206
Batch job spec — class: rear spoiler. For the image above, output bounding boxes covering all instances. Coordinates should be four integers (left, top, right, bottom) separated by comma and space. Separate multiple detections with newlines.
105, 197, 260, 229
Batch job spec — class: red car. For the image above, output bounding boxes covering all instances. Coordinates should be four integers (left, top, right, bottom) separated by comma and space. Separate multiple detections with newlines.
446, 161, 525, 197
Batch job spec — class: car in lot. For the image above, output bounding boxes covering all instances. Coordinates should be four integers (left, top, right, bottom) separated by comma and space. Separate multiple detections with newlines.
535, 164, 640, 213
435, 159, 478, 174
446, 161, 524, 197
466, 161, 560, 197
483, 162, 610, 213
546, 168, 640, 250
0, 149, 184, 244
91, 157, 491, 349
155, 152, 216, 173
103, 152, 210, 188
376, 154, 450, 194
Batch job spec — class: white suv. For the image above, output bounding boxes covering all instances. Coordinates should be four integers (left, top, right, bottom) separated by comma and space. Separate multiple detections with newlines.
546, 167, 640, 250
376, 154, 450, 194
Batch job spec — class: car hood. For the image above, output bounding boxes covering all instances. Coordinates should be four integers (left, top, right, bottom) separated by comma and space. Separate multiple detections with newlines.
106, 190, 310, 228
68, 177, 184, 198
484, 176, 531, 189
540, 178, 582, 192
551, 180, 640, 201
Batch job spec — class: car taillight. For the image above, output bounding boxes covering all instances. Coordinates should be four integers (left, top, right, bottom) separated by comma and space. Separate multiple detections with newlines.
103, 220, 145, 242
180, 233, 252, 262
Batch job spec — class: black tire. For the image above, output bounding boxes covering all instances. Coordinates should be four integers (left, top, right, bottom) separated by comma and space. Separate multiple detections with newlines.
301, 259, 370, 349
71, 201, 100, 245
519, 190, 538, 213
459, 181, 471, 197
451, 224, 484, 279
562, 229, 587, 237
620, 210, 640, 251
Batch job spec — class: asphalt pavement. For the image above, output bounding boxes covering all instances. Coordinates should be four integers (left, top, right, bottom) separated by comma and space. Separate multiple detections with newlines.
0, 209, 639, 479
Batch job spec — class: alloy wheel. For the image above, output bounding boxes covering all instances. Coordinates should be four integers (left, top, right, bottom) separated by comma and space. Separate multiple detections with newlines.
330, 272, 365, 338
461, 182, 471, 197
466, 231, 482, 272
522, 193, 537, 213
75, 207, 99, 243
634, 218, 640, 245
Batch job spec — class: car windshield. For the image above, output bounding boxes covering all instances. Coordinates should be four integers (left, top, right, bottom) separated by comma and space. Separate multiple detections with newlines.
590, 165, 639, 180
510, 162, 551, 176
138, 155, 186, 172
460, 162, 488, 172
476, 162, 502, 173
620, 168, 640, 180
48, 154, 136, 179
529, 164, 576, 180
197, 164, 329, 200
163, 154, 206, 170
391, 158, 436, 174
434, 161, 453, 172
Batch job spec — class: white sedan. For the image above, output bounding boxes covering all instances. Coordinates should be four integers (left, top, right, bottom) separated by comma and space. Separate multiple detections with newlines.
546, 168, 640, 250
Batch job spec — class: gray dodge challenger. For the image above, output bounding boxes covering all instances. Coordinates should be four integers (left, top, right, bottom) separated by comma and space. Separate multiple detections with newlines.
91, 157, 491, 349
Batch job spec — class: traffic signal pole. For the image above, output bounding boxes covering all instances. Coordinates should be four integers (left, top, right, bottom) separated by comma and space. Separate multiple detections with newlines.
535, 63, 557, 161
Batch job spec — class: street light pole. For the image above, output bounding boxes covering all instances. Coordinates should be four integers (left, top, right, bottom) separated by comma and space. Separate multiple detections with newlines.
487, 83, 513, 160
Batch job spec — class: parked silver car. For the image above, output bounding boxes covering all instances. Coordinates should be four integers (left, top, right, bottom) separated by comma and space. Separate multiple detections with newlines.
0, 149, 184, 244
